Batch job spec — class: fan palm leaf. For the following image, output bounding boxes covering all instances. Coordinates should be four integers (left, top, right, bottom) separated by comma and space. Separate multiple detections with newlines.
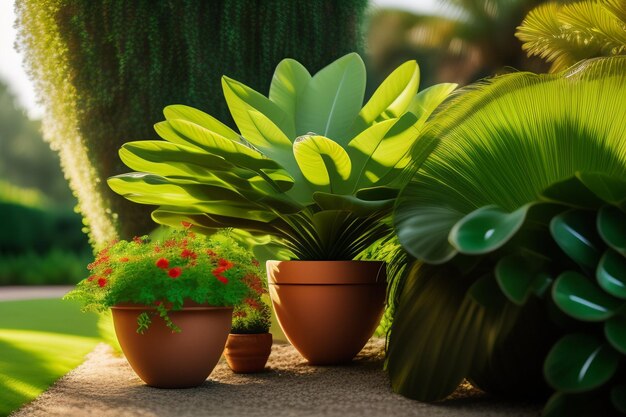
516, 0, 626, 72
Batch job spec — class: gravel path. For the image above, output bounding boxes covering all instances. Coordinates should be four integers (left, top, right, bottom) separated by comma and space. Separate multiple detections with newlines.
12, 339, 540, 417
0, 286, 72, 301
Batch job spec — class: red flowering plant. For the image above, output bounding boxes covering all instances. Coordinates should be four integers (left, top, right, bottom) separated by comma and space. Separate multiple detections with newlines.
231, 263, 272, 334
65, 227, 254, 333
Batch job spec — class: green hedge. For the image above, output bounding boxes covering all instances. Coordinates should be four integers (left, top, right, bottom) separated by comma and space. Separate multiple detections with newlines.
0, 202, 89, 255
0, 250, 89, 285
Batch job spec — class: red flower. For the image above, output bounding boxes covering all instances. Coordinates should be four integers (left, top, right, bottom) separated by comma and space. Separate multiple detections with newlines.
206, 249, 217, 258
119, 257, 129, 262
245, 297, 261, 310
181, 221, 192, 229
212, 266, 227, 275
97, 278, 107, 287
218, 258, 234, 269
215, 275, 228, 284
181, 249, 197, 260
133, 236, 144, 244
168, 267, 182, 278
233, 310, 247, 318
87, 275, 96, 282
154, 245, 161, 253
164, 239, 176, 248
156, 258, 169, 269
103, 268, 113, 275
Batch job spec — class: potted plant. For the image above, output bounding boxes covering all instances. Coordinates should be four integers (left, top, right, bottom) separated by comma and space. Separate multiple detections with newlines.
107, 53, 456, 364
224, 265, 273, 373
65, 228, 251, 388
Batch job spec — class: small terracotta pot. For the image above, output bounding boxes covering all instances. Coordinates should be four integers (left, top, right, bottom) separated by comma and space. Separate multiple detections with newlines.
111, 302, 232, 388
224, 333, 273, 373
267, 260, 386, 365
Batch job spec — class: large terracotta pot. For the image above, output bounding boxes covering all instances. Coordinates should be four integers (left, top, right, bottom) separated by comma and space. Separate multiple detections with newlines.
111, 302, 232, 388
224, 333, 272, 373
267, 260, 386, 365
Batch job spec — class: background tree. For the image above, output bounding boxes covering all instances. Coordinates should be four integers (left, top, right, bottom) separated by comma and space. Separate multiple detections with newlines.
367, 0, 550, 88
15, 0, 368, 248
0, 79, 74, 206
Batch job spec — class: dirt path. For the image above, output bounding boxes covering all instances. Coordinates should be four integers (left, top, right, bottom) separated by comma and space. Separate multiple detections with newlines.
12, 339, 540, 417
0, 286, 72, 301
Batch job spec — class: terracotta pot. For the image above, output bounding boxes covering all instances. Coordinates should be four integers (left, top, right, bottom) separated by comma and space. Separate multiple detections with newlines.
111, 302, 232, 388
224, 333, 272, 373
267, 260, 386, 365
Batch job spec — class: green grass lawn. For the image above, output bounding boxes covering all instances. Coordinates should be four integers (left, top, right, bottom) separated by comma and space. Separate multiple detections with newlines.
0, 298, 100, 416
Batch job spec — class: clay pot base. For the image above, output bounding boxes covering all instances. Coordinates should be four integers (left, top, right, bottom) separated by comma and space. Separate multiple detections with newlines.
111, 305, 232, 388
224, 333, 273, 373
267, 260, 386, 365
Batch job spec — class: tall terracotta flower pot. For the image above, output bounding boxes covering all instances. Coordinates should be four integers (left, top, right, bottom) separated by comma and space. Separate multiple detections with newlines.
224, 333, 273, 373
111, 302, 232, 388
267, 260, 386, 365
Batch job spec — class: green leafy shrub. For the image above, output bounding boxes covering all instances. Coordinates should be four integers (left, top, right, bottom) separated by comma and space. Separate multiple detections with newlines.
0, 250, 89, 285
65, 228, 251, 332
389, 57, 626, 416
16, 0, 369, 247
108, 53, 456, 260
231, 267, 272, 334
0, 202, 88, 255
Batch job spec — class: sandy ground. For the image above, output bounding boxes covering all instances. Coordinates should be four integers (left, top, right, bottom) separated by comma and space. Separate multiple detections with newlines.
0, 286, 72, 301
12, 339, 540, 417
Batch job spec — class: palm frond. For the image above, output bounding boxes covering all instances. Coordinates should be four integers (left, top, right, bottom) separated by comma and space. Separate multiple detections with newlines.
395, 56, 626, 263
516, 1, 626, 72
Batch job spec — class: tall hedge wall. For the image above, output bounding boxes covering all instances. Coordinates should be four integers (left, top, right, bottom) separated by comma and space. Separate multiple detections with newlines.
15, 0, 368, 248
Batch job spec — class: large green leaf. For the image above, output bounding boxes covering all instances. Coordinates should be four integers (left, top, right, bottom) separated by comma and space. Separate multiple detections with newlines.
544, 333, 620, 392
598, 205, 626, 254
406, 82, 457, 121
351, 60, 419, 133
552, 271, 621, 321
222, 75, 295, 139
162, 104, 240, 141
293, 135, 351, 193
395, 57, 626, 264
313, 192, 395, 217
269, 58, 311, 121
550, 210, 604, 270
495, 253, 551, 305
597, 249, 626, 299
295, 53, 366, 142
450, 205, 529, 255
605, 315, 626, 354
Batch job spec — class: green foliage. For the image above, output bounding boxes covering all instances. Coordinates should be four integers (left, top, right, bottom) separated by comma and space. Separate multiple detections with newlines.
0, 202, 89, 255
109, 54, 456, 260
0, 81, 74, 207
0, 250, 89, 286
15, 0, 368, 248
389, 57, 626, 415
65, 229, 252, 332
231, 265, 271, 334
516, 0, 626, 72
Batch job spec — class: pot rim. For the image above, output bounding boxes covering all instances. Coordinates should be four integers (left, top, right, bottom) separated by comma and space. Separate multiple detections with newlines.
266, 260, 386, 285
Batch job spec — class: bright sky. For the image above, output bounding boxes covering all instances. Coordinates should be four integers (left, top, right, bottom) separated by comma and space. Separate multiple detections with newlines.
0, 0, 439, 120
